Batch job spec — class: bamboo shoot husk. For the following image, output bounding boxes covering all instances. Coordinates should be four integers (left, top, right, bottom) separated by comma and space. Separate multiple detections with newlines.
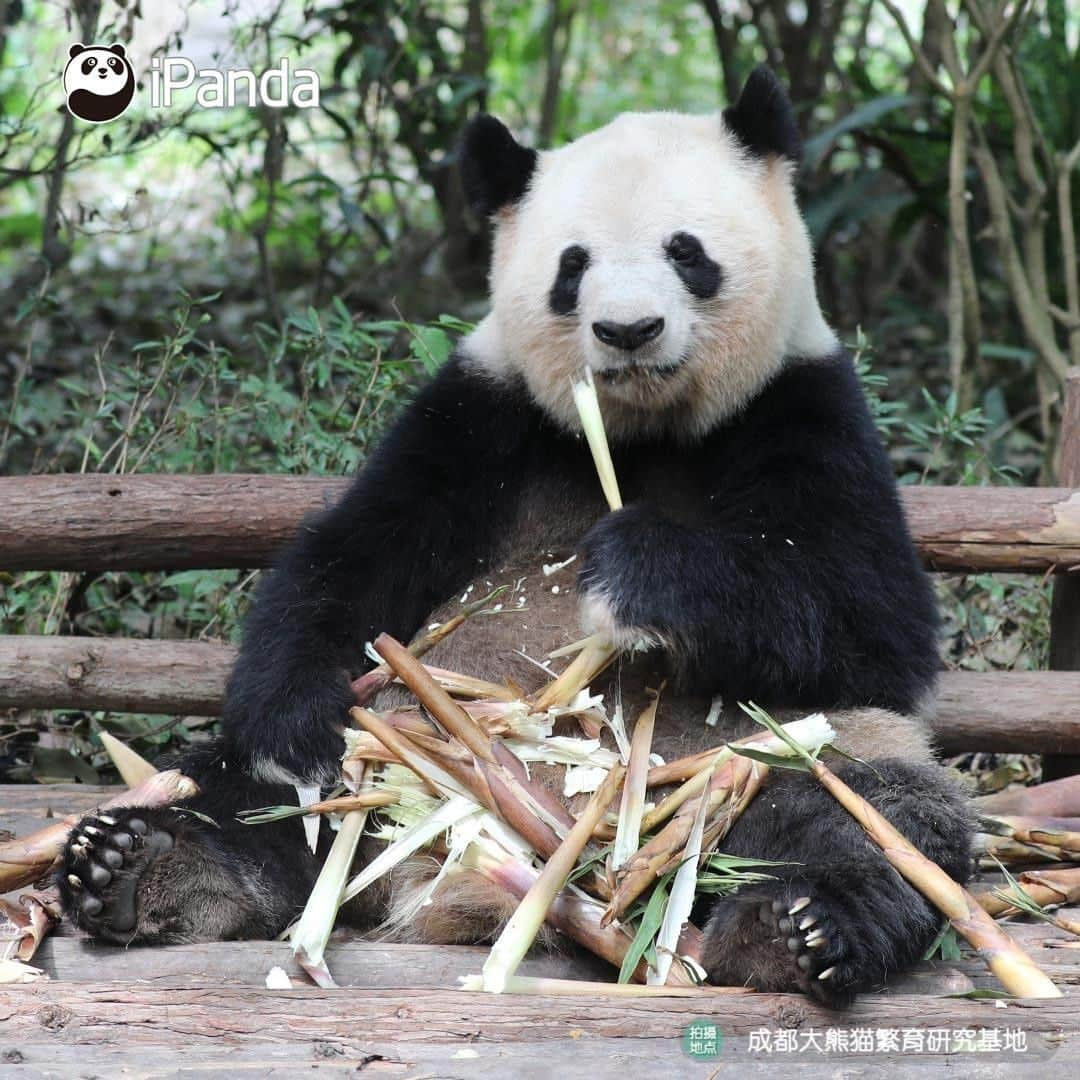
0, 769, 199, 893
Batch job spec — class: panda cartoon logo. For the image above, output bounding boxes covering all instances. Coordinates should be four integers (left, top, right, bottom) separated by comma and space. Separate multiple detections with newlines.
63, 43, 135, 124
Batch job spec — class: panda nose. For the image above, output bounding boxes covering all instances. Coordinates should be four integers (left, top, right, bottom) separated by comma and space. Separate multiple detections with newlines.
592, 317, 665, 351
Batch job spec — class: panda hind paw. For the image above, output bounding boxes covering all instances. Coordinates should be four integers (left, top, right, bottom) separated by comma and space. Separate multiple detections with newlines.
701, 884, 882, 1008
56, 808, 176, 942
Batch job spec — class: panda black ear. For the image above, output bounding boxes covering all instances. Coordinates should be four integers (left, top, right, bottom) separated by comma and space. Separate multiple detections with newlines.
108, 43, 127, 58
69, 43, 86, 59
723, 66, 802, 164
459, 115, 538, 218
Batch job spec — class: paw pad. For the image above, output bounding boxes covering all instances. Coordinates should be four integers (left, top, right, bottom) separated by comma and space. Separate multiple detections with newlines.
58, 811, 172, 936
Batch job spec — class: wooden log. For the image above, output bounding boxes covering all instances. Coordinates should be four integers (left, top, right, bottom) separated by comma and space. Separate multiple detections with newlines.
36, 927, 1080, 992
0, 636, 231, 715
1045, 369, 1080, 780
0, 474, 349, 572
0, 982, 1073, 1047
933, 670, 1080, 754
2, 639, 1079, 754
1, 474, 1078, 573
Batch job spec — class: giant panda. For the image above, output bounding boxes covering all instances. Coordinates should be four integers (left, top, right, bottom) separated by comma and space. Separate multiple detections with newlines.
58, 67, 972, 1006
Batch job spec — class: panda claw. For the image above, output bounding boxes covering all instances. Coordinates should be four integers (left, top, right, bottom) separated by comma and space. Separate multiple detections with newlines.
798, 914, 818, 931
788, 896, 811, 916
67, 874, 82, 890
818, 965, 837, 981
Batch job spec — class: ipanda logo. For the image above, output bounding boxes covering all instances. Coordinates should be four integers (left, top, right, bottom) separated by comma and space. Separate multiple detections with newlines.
64, 43, 320, 123
63, 43, 136, 124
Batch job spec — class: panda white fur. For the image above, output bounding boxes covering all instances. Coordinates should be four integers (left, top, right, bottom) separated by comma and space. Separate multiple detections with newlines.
63, 43, 135, 124
59, 67, 972, 1005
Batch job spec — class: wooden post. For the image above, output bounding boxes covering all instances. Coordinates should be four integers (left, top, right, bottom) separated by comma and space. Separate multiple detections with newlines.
1045, 368, 1080, 781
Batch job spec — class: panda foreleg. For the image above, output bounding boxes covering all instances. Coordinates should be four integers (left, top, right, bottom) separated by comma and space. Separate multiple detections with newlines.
700, 758, 974, 1006
222, 359, 536, 787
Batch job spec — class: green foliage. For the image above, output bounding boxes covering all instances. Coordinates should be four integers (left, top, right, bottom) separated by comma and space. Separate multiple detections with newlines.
853, 329, 1051, 677
0, 291, 462, 780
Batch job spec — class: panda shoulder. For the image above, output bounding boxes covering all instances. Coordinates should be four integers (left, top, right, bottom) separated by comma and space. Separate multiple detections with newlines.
393, 348, 548, 457
757, 349, 868, 424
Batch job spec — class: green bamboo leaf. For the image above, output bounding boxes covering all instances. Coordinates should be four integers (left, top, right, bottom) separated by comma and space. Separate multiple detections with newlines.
618, 872, 672, 984
730, 746, 811, 771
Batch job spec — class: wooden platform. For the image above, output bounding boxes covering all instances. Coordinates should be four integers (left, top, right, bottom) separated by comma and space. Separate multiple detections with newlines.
2, 785, 1079, 1076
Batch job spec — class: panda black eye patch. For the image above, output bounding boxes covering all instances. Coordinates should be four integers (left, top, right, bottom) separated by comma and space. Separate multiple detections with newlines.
549, 245, 590, 316
665, 232, 722, 299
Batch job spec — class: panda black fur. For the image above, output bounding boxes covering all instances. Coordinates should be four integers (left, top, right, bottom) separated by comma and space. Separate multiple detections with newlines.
58, 67, 973, 1006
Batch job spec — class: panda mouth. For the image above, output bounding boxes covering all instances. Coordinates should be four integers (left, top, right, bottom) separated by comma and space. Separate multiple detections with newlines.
597, 359, 685, 383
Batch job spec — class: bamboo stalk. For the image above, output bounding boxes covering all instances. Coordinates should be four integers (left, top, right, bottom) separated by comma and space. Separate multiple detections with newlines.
349, 708, 464, 800
808, 757, 1061, 997
571, 367, 622, 511
978, 866, 1080, 917
531, 637, 617, 712
292, 792, 400, 817
604, 753, 763, 924
983, 815, 1080, 855
603, 715, 832, 923
290, 764, 377, 987
351, 586, 507, 704
350, 708, 569, 864
611, 691, 660, 871
98, 731, 157, 786
977, 835, 1065, 865
0, 769, 199, 892
374, 634, 496, 763
463, 842, 684, 983
657, 760, 767, 879
482, 765, 626, 992
976, 775, 1080, 818
421, 667, 519, 701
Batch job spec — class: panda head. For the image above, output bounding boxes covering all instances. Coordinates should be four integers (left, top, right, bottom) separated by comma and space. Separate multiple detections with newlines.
459, 67, 836, 441
63, 43, 135, 124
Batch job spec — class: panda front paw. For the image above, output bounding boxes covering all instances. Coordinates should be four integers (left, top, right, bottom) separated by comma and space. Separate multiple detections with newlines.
223, 660, 355, 785
577, 504, 678, 649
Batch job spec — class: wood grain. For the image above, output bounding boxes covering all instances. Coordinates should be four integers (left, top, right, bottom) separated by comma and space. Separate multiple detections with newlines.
1, 474, 1079, 572
2, 638, 1078, 754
